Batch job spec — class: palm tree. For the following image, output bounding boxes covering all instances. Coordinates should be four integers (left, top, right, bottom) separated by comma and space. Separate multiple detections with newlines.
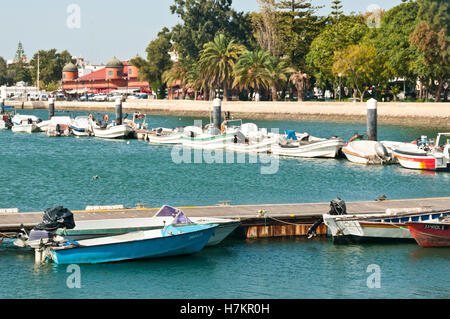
266, 57, 295, 101
232, 49, 272, 99
162, 60, 190, 99
290, 70, 309, 102
199, 34, 246, 101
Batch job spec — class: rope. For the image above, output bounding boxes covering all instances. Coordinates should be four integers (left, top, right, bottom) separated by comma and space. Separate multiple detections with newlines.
258, 210, 315, 226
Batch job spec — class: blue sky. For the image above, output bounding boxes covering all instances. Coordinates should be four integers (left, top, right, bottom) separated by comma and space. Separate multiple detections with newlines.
2, 0, 402, 64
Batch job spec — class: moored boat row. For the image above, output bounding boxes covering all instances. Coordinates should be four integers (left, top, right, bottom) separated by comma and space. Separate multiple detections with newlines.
14, 205, 241, 264
307, 198, 450, 248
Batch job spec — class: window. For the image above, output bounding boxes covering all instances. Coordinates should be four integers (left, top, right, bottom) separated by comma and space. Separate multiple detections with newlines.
108, 70, 113, 77
129, 68, 133, 75
63, 74, 66, 80
117, 70, 122, 77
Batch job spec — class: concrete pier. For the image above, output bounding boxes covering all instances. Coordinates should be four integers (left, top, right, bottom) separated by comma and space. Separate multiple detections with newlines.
1, 197, 449, 239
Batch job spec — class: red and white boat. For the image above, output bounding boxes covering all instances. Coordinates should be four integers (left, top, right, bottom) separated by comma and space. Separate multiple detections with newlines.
393, 133, 450, 171
407, 217, 450, 247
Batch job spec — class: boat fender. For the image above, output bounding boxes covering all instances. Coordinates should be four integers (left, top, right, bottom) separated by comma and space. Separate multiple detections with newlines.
103, 114, 109, 122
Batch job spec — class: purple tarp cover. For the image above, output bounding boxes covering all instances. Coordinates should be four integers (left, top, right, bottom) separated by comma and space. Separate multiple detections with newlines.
155, 205, 194, 224
155, 205, 179, 217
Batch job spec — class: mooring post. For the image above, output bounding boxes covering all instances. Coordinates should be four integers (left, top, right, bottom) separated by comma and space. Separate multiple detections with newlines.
213, 98, 222, 129
115, 97, 122, 125
0, 98, 4, 114
367, 98, 377, 141
48, 97, 55, 119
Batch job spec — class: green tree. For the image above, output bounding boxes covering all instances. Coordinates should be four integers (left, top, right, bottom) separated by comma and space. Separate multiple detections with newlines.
131, 28, 173, 99
266, 57, 294, 101
275, 0, 326, 68
306, 15, 368, 90
170, 0, 255, 61
198, 33, 246, 101
162, 59, 191, 99
30, 49, 72, 89
11, 41, 31, 84
332, 44, 382, 102
233, 49, 272, 97
409, 0, 449, 101
365, 1, 420, 93
0, 57, 8, 85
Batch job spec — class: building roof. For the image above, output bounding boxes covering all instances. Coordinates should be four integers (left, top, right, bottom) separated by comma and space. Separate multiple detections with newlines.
63, 62, 78, 72
106, 57, 124, 68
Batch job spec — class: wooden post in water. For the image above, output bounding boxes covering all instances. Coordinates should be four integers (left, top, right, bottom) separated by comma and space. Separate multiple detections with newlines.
115, 97, 122, 125
213, 98, 222, 129
48, 97, 55, 119
367, 98, 377, 141
0, 98, 4, 113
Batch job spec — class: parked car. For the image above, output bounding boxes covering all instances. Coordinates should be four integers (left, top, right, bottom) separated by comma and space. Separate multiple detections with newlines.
94, 94, 108, 102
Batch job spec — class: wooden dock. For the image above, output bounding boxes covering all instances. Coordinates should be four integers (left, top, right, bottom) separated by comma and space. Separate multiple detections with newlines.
1, 197, 450, 239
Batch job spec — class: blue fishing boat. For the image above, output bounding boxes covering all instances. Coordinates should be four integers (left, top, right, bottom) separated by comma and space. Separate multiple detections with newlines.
49, 223, 218, 264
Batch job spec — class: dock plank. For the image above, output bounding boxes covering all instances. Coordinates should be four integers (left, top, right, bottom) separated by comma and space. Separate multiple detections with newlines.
1, 197, 450, 234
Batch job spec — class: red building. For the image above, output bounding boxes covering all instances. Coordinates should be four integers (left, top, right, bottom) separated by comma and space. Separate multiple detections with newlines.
62, 57, 151, 94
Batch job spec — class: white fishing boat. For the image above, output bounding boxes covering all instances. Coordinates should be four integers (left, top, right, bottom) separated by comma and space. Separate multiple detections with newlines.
323, 208, 450, 243
0, 106, 15, 130
271, 131, 345, 158
148, 126, 203, 145
70, 115, 98, 137
46, 116, 72, 137
393, 133, 450, 171
342, 140, 398, 164
93, 122, 133, 139
225, 123, 278, 153
11, 115, 41, 133
180, 127, 242, 150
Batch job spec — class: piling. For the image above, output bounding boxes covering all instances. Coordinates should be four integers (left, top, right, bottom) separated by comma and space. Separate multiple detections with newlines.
48, 98, 55, 119
115, 98, 123, 125
0, 98, 4, 113
213, 98, 222, 129
367, 98, 377, 141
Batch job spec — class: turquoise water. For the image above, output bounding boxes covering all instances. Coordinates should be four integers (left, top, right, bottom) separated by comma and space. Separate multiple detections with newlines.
0, 109, 449, 299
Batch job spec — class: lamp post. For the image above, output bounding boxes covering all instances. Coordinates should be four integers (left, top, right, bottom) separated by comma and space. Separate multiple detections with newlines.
338, 73, 342, 102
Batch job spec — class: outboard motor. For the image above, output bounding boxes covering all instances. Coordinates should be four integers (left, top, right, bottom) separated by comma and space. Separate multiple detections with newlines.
375, 142, 390, 162
26, 206, 76, 249
307, 198, 347, 238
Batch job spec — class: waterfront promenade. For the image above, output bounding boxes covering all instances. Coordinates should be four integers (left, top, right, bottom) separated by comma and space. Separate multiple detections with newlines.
6, 99, 450, 128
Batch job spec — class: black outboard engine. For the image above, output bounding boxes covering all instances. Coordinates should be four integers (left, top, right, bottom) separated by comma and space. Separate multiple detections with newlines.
27, 206, 76, 248
307, 198, 347, 238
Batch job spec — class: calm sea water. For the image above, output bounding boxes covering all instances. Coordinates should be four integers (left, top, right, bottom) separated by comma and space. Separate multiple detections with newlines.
0, 109, 449, 299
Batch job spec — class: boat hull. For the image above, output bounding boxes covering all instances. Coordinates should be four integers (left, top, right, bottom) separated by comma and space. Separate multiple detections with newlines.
324, 211, 449, 244
272, 139, 344, 158
181, 133, 236, 150
11, 124, 40, 134
93, 125, 132, 139
393, 150, 449, 171
51, 225, 217, 264
407, 222, 450, 247
57, 218, 240, 246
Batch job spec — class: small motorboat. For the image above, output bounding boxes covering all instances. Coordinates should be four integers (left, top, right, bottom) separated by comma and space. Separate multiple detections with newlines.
323, 207, 450, 243
407, 217, 450, 247
54, 205, 240, 247
46, 116, 72, 137
226, 123, 278, 154
148, 126, 203, 145
70, 115, 98, 137
48, 223, 218, 264
180, 126, 242, 150
93, 122, 133, 139
271, 131, 345, 158
0, 106, 15, 130
11, 115, 42, 133
393, 133, 450, 171
342, 140, 397, 164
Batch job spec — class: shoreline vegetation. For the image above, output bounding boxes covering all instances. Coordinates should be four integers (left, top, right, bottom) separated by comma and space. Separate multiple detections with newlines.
7, 100, 450, 128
